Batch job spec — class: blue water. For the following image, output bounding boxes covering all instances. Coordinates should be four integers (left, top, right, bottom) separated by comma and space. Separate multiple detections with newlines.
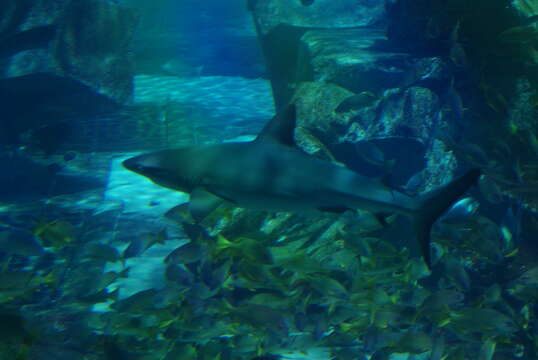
0, 1, 536, 359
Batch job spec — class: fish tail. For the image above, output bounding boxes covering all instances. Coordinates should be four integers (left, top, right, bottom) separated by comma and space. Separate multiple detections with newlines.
414, 168, 481, 268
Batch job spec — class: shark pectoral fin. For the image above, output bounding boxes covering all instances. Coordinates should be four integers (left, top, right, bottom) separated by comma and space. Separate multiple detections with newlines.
189, 187, 225, 222
165, 203, 194, 224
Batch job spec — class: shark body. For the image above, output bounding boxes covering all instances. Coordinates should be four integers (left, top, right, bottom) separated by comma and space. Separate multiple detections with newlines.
123, 104, 480, 267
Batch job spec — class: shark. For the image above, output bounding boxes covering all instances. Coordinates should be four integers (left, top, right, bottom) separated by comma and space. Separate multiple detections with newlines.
123, 104, 480, 267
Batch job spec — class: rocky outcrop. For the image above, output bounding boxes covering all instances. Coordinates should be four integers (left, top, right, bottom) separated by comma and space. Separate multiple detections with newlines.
249, 0, 461, 191
249, 0, 386, 35
300, 28, 409, 95
0, 0, 137, 151
1, 0, 136, 102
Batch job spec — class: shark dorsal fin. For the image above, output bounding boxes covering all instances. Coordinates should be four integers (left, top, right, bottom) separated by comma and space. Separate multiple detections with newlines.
255, 103, 297, 146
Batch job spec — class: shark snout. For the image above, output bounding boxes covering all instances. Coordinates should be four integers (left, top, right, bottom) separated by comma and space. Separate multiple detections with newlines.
122, 154, 160, 175
122, 156, 145, 173
122, 153, 173, 182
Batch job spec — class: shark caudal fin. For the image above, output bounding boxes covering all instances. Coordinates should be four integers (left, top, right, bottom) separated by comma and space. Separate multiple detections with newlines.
414, 168, 481, 268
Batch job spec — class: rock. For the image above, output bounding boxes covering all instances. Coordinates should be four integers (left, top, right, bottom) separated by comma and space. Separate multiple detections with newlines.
289, 82, 434, 186
374, 86, 441, 143
407, 57, 452, 90
4, 0, 71, 30
248, 0, 459, 190
424, 139, 458, 190
294, 81, 353, 135
0, 154, 105, 202
0, 73, 120, 150
254, 25, 412, 109
300, 28, 410, 94
0, 25, 56, 60
294, 82, 450, 189
0, 0, 138, 151
1, 0, 138, 102
402, 86, 441, 140
249, 0, 386, 35
52, 0, 138, 104
249, 1, 393, 108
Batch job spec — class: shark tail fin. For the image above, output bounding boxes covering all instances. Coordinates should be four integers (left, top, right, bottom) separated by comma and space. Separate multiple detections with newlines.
413, 168, 481, 268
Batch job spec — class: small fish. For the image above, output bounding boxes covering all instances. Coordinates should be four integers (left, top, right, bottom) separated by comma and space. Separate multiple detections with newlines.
0, 270, 35, 291
520, 304, 531, 328
165, 264, 194, 286
445, 78, 465, 125
123, 232, 165, 259
500, 204, 522, 250
513, 0, 538, 18
164, 343, 197, 360
200, 260, 231, 290
122, 237, 146, 259
103, 338, 132, 360
371, 308, 401, 329
481, 284, 502, 305
332, 348, 367, 360
443, 257, 471, 291
83, 243, 121, 263
181, 222, 211, 244
441, 197, 479, 223
462, 143, 490, 167
478, 176, 504, 204
403, 171, 425, 194
529, 93, 538, 107
525, 131, 538, 157
0, 310, 35, 358
335, 92, 378, 113
354, 141, 396, 173
111, 289, 159, 313
298, 275, 348, 299
153, 285, 185, 309
229, 303, 289, 334
499, 25, 538, 43
392, 331, 432, 354
77, 288, 120, 304
216, 235, 273, 265
164, 242, 205, 264
513, 266, 538, 286
78, 268, 129, 298
0, 227, 44, 256
165, 203, 194, 224
344, 236, 373, 258
510, 158, 525, 184
449, 21, 468, 68
478, 338, 496, 360
33, 219, 76, 248
429, 333, 445, 360
370, 349, 390, 360
450, 308, 517, 336
421, 289, 464, 313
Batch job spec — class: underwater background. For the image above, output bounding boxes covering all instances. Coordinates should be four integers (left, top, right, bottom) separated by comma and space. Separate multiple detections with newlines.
1, 0, 538, 359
